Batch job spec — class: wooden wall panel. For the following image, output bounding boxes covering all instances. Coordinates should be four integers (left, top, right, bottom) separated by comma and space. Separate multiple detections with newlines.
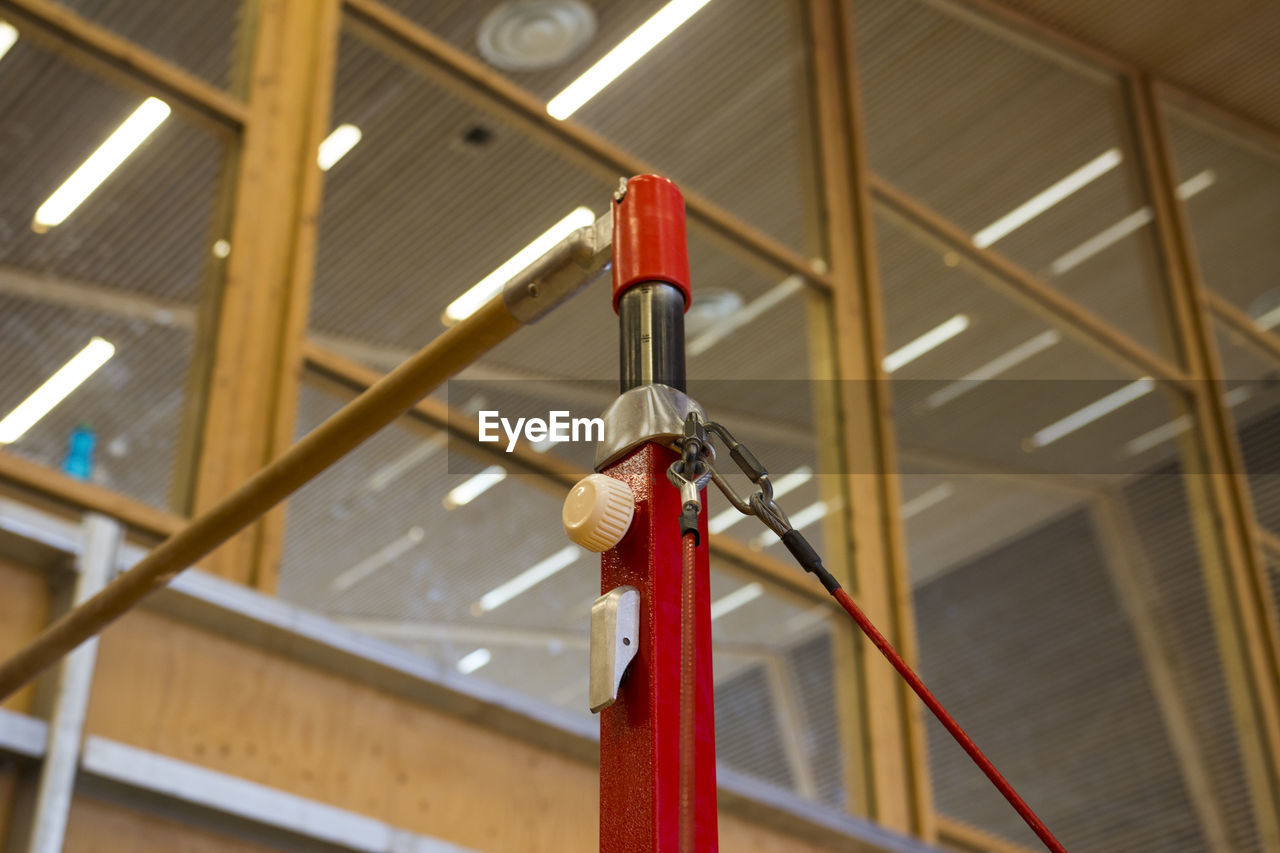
63, 794, 278, 853
0, 557, 51, 713
85, 611, 831, 853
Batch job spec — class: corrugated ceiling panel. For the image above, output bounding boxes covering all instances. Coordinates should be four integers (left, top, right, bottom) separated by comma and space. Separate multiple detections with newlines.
373, 0, 821, 258
979, 0, 1280, 132
48, 0, 245, 91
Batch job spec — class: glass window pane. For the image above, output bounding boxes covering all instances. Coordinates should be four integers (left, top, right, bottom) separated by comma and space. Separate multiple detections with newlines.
0, 35, 230, 510
855, 0, 1178, 361
878, 210, 1265, 851
1164, 102, 1280, 319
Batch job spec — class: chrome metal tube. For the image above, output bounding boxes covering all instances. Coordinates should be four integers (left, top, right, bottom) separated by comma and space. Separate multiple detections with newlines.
619, 282, 686, 393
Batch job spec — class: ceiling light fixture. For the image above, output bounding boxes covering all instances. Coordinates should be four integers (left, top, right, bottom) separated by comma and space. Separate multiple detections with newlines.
1028, 377, 1154, 449
1123, 385, 1253, 457
444, 206, 595, 324
456, 648, 492, 675
972, 148, 1122, 249
0, 337, 115, 444
709, 582, 763, 621
1254, 304, 1280, 331
33, 97, 170, 231
708, 466, 812, 534
883, 314, 969, 373
476, 544, 581, 613
546, 0, 714, 120
925, 329, 1060, 409
1048, 170, 1215, 276
317, 123, 362, 171
444, 464, 507, 509
688, 275, 805, 356
0, 21, 18, 63
901, 483, 954, 520
330, 526, 424, 593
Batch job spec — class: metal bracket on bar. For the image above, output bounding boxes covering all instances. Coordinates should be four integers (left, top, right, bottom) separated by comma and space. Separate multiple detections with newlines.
589, 585, 640, 713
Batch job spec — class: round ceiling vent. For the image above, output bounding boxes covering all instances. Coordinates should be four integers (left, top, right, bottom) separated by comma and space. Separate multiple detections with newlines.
477, 0, 597, 72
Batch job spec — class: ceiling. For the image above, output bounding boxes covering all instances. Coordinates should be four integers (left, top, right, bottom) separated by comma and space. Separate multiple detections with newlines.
0, 0, 1278, 843
980, 0, 1280, 133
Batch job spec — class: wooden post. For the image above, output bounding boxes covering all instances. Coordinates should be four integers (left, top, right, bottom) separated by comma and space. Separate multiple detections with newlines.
185, 0, 341, 588
1126, 73, 1280, 850
805, 0, 933, 837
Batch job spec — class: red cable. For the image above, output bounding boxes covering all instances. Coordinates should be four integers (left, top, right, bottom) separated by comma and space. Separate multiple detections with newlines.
830, 587, 1068, 853
679, 531, 698, 853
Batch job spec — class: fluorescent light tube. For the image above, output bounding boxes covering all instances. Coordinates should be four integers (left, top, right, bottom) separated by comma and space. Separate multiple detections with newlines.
1255, 304, 1280, 331
972, 148, 1122, 248
0, 22, 18, 63
709, 582, 763, 621
883, 314, 969, 372
1028, 377, 1154, 449
330, 526, 424, 592
926, 330, 1060, 409
1124, 385, 1252, 457
0, 337, 115, 444
317, 123, 362, 171
546, 0, 714, 120
34, 97, 170, 230
457, 648, 492, 675
901, 483, 954, 520
1049, 170, 1215, 276
444, 464, 506, 509
688, 275, 805, 356
708, 466, 812, 534
444, 207, 595, 324
476, 545, 581, 613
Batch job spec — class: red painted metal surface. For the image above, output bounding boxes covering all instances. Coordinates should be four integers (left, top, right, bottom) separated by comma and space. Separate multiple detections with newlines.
600, 443, 718, 851
612, 174, 692, 311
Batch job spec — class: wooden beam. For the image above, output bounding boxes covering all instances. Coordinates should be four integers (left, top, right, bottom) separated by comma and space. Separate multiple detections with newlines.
299, 340, 836, 609
188, 0, 342, 588
936, 815, 1037, 853
1205, 290, 1280, 367
1259, 528, 1280, 563
0, 0, 246, 132
1088, 492, 1234, 852
0, 450, 183, 541
339, 0, 831, 292
806, 0, 933, 837
869, 176, 1193, 388
1127, 73, 1280, 849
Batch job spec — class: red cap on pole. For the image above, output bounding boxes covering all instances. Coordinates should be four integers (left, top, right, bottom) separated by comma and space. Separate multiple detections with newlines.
611, 174, 692, 312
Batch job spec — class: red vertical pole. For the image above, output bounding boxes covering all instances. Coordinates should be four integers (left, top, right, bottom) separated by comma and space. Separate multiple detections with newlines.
599, 176, 719, 851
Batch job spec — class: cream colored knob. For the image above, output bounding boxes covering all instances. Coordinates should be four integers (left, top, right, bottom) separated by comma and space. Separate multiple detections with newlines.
563, 474, 635, 552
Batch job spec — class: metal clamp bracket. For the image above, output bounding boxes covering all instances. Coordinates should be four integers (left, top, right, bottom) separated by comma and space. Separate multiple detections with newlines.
593, 384, 705, 470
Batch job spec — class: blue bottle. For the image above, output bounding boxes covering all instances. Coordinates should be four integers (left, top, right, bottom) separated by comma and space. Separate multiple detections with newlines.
62, 423, 96, 481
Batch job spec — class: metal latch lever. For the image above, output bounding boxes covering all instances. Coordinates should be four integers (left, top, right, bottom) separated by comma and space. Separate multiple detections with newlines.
589, 585, 640, 713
